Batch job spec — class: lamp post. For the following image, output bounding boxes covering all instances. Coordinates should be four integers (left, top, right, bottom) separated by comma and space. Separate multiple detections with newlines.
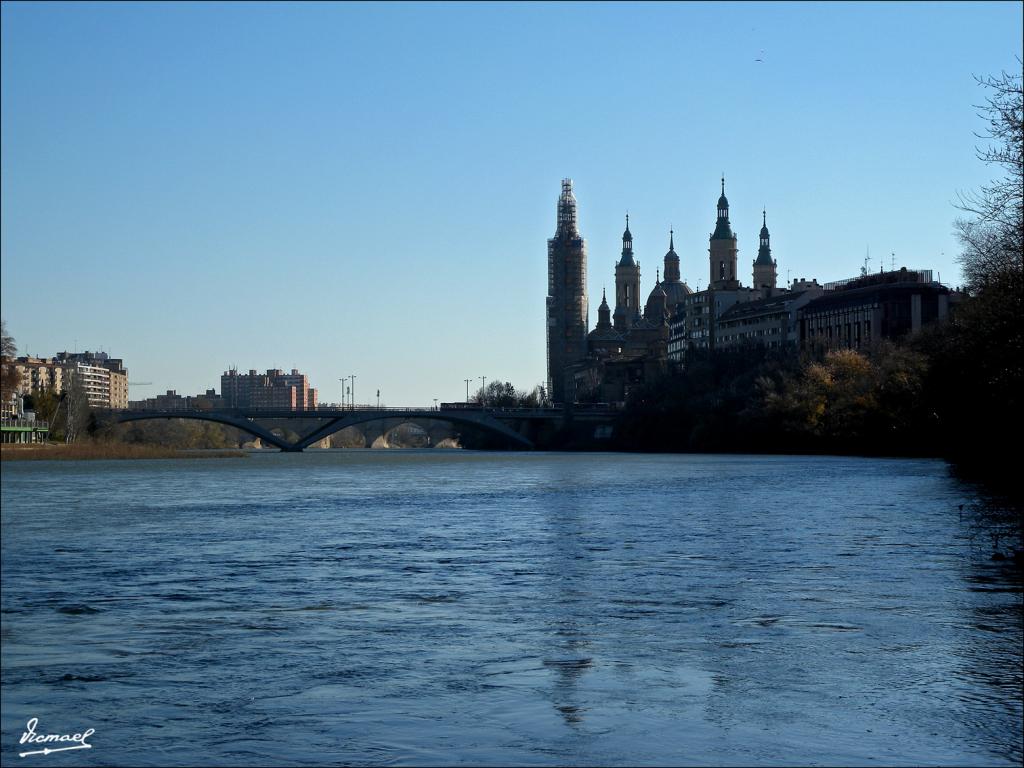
377, 389, 380, 409
350, 374, 357, 411
464, 378, 471, 404
480, 376, 486, 406
433, 398, 438, 411
338, 378, 345, 411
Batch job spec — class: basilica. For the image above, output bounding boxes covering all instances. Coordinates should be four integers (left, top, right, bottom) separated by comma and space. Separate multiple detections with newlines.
546, 177, 799, 404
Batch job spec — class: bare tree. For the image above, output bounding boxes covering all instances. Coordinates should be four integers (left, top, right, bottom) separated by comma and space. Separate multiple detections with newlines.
954, 61, 1023, 292
0, 320, 15, 358
59, 368, 90, 443
1, 320, 19, 415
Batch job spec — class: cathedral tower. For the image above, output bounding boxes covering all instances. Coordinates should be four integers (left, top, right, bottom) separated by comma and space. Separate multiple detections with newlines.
614, 214, 642, 331
752, 209, 778, 290
546, 179, 588, 404
709, 177, 740, 289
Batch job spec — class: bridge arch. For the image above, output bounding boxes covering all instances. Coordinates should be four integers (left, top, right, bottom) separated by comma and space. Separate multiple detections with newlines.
294, 411, 532, 451
102, 411, 294, 451
99, 409, 534, 452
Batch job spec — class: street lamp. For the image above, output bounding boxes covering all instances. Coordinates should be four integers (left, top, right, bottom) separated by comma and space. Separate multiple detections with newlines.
377, 389, 380, 409
464, 378, 471, 404
350, 374, 357, 411
338, 377, 346, 410
480, 376, 486, 406
433, 398, 438, 411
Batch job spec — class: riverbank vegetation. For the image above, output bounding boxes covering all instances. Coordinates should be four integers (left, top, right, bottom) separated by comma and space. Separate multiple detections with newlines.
0, 443, 247, 461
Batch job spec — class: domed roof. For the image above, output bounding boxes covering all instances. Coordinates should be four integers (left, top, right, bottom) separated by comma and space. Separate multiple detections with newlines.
655, 280, 693, 309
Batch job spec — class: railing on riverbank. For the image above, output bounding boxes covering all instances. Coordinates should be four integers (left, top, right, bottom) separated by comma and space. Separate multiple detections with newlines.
0, 419, 50, 444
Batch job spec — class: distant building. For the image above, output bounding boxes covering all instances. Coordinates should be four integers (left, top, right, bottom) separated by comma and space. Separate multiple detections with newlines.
1, 350, 129, 413
799, 268, 957, 349
220, 368, 318, 410
669, 285, 763, 359
129, 388, 226, 411
54, 352, 129, 410
717, 284, 824, 351
8, 356, 66, 399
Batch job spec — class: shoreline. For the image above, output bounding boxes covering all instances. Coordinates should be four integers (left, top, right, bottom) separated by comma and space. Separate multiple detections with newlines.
0, 443, 248, 461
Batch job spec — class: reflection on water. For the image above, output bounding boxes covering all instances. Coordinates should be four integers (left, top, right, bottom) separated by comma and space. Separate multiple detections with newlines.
1, 452, 1021, 766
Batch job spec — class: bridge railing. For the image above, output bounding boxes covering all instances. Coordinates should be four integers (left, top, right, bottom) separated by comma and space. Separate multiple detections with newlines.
99, 404, 621, 417
0, 418, 50, 430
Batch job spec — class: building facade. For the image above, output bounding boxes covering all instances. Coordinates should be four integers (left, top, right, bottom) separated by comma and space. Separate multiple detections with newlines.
220, 368, 318, 410
799, 268, 956, 349
2, 350, 129, 414
716, 285, 823, 351
129, 389, 227, 411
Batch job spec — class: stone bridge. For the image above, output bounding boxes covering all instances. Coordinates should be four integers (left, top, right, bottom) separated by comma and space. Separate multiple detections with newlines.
96, 406, 620, 452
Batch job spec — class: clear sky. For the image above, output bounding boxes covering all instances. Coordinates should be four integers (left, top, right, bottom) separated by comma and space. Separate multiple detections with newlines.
2, 1, 1021, 405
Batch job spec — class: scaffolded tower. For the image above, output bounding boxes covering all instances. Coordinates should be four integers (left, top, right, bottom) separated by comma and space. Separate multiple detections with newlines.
546, 179, 588, 404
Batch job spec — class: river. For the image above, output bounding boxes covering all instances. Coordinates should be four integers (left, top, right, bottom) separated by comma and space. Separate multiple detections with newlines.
1, 452, 1021, 766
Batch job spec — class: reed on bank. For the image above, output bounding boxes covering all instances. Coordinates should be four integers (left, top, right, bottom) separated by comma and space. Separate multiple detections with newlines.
0, 442, 248, 461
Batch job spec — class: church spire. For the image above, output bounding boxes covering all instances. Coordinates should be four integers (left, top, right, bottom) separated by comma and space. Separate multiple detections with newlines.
709, 176, 739, 287
663, 227, 680, 284
618, 212, 635, 266
712, 177, 733, 240
614, 212, 641, 331
752, 209, 777, 289
755, 210, 772, 262
596, 286, 611, 330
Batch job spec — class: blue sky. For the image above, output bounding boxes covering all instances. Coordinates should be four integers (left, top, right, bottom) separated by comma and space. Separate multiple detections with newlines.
2, 1, 1021, 405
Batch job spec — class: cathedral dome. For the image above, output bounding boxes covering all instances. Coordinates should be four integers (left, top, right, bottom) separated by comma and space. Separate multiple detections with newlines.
644, 280, 668, 322
659, 280, 692, 310
649, 280, 691, 310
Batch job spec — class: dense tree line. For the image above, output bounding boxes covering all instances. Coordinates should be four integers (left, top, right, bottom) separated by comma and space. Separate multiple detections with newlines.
615, 342, 937, 457
473, 380, 546, 408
